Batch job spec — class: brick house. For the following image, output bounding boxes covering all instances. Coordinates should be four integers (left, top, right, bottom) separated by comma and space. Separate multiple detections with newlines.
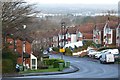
4, 30, 37, 70
93, 21, 118, 46
103, 21, 117, 46
93, 23, 104, 44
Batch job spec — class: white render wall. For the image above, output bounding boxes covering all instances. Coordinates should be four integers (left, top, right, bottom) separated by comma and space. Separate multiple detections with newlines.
30, 54, 37, 70
71, 34, 77, 43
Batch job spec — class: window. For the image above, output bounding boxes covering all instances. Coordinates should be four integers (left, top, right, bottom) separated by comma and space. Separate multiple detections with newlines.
32, 59, 36, 65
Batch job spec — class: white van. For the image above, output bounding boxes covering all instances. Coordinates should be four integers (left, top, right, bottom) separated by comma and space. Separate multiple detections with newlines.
100, 52, 115, 64
95, 50, 109, 59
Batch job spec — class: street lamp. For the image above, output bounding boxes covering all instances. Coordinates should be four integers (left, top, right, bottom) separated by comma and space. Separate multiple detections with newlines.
22, 25, 26, 71
60, 22, 66, 59
61, 22, 66, 47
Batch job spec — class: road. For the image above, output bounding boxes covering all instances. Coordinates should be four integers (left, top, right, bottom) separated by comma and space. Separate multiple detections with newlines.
2, 54, 119, 80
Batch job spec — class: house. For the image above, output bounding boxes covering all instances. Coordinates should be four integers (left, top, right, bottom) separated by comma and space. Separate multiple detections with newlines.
4, 30, 37, 70
83, 33, 93, 41
116, 24, 120, 47
77, 23, 94, 41
58, 26, 83, 48
93, 21, 118, 46
103, 21, 117, 46
93, 23, 104, 44
52, 29, 59, 47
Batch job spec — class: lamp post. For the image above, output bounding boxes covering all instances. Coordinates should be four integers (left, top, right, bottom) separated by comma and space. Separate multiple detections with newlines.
22, 25, 26, 71
60, 22, 66, 59
61, 22, 66, 47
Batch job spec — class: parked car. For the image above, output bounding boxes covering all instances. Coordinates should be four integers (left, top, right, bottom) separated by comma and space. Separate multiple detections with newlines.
95, 50, 109, 59
100, 52, 115, 64
43, 50, 48, 54
87, 50, 99, 58
43, 50, 49, 58
95, 49, 119, 59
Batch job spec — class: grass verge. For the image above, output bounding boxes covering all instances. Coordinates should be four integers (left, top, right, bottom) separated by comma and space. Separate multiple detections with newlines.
19, 68, 59, 74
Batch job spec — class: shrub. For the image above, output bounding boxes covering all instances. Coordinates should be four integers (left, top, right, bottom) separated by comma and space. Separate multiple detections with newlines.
43, 58, 58, 66
43, 58, 65, 68
52, 47, 59, 52
2, 47, 18, 63
53, 59, 65, 68
2, 47, 18, 73
65, 48, 72, 56
2, 59, 15, 73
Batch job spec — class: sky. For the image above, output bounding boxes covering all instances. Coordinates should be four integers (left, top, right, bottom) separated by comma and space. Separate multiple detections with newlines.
25, 0, 120, 4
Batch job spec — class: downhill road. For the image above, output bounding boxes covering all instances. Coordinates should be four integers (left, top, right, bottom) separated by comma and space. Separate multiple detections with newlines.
4, 54, 119, 80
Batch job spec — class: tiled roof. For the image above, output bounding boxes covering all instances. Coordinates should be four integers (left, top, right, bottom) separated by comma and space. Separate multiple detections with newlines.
77, 23, 94, 34
67, 27, 77, 34
83, 33, 93, 39
94, 21, 118, 31
6, 29, 34, 43
106, 21, 118, 29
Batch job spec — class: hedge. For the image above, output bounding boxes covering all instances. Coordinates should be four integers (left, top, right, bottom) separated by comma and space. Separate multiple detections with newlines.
53, 59, 65, 68
43, 58, 65, 68
43, 58, 58, 65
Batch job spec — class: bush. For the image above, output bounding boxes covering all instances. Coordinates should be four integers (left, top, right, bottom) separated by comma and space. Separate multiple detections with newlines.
52, 47, 59, 52
2, 47, 18, 63
2, 59, 15, 73
43, 58, 58, 66
2, 47, 18, 73
53, 59, 65, 68
43, 58, 65, 68
65, 48, 72, 56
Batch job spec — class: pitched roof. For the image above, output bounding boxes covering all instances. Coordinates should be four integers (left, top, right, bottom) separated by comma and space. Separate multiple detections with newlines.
77, 23, 94, 34
67, 27, 77, 34
6, 29, 34, 43
94, 21, 118, 31
83, 33, 93, 39
106, 21, 118, 29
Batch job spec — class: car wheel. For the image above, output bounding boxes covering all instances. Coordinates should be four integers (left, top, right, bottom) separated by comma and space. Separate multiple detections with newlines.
100, 60, 102, 64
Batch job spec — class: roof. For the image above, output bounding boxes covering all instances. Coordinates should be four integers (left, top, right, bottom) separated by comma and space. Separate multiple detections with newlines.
83, 33, 93, 39
77, 23, 94, 34
67, 27, 77, 34
94, 21, 118, 31
6, 29, 34, 43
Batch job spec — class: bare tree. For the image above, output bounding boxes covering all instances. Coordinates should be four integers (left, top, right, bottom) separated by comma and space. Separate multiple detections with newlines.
2, 0, 40, 44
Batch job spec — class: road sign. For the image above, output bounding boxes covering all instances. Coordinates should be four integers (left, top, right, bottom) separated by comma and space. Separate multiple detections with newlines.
59, 48, 65, 53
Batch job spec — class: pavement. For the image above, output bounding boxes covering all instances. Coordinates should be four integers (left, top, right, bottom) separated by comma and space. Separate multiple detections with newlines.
2, 65, 79, 77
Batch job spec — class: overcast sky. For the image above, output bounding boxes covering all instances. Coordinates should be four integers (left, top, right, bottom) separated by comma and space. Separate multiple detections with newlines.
25, 0, 119, 4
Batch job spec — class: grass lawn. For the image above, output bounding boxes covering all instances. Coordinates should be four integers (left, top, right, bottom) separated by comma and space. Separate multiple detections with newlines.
19, 68, 59, 74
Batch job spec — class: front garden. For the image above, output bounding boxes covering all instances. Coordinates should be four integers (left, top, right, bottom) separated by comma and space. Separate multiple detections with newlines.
19, 58, 70, 74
